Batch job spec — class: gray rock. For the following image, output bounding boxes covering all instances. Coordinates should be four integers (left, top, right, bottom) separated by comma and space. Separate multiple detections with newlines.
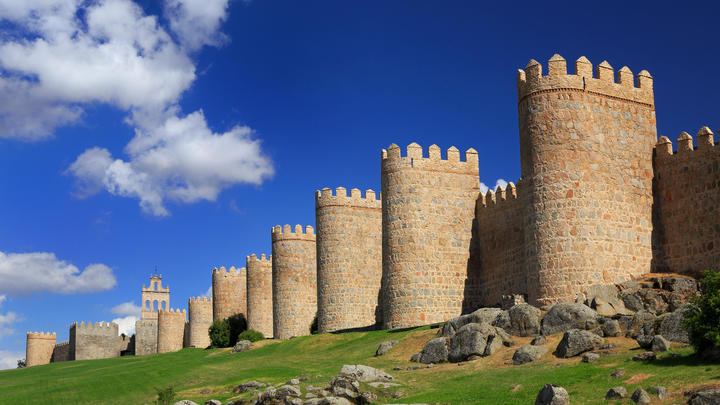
531, 335, 547, 346
688, 389, 720, 405
626, 310, 656, 338
172, 401, 198, 405
231, 340, 252, 353
234, 380, 266, 393
441, 308, 506, 336
610, 369, 625, 378
636, 334, 654, 350
359, 391, 377, 404
581, 352, 599, 363
507, 304, 542, 337
339, 365, 393, 382
484, 333, 504, 356
288, 378, 300, 385
651, 334, 671, 352
304, 398, 353, 405
448, 322, 494, 362
622, 293, 644, 312
375, 340, 398, 356
368, 382, 400, 388
663, 277, 698, 292
512, 345, 547, 365
534, 384, 569, 405
203, 401, 221, 405
554, 329, 604, 358
418, 337, 448, 364
605, 386, 627, 399
541, 303, 598, 336
329, 376, 359, 400
632, 351, 656, 361
602, 319, 622, 337
278, 385, 302, 397
659, 305, 692, 343
649, 386, 668, 400
631, 388, 651, 404
637, 289, 669, 314
585, 284, 628, 316
409, 353, 421, 362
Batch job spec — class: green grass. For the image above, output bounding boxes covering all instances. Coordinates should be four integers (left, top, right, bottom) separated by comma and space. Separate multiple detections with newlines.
1, 326, 718, 405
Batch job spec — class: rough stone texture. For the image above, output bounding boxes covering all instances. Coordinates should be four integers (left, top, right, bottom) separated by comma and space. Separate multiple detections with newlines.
246, 254, 273, 338
688, 389, 720, 405
51, 340, 71, 363
541, 303, 598, 336
212, 266, 246, 322
25, 332, 56, 367
381, 143, 480, 329
659, 304, 691, 343
513, 345, 547, 365
507, 304, 541, 337
441, 308, 506, 337
272, 225, 317, 339
534, 384, 569, 405
338, 365, 393, 382
418, 337, 448, 364
134, 319, 158, 356
157, 309, 186, 354
625, 309, 657, 338
606, 387, 627, 399
531, 335, 547, 345
316, 187, 382, 333
188, 297, 212, 348
585, 284, 628, 316
554, 329, 604, 358
581, 352, 599, 363
602, 319, 622, 337
141, 275, 170, 321
375, 340, 398, 356
70, 321, 120, 360
448, 323, 496, 362
649, 386, 668, 400
632, 351, 657, 361
631, 388, 651, 404
636, 334, 654, 350
232, 340, 252, 353
651, 335, 671, 352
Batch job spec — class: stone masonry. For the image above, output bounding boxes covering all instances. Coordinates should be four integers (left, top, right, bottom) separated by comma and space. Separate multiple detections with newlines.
272, 225, 317, 339
157, 309, 186, 354
246, 253, 273, 338
188, 297, 212, 348
315, 187, 383, 333
69, 321, 120, 361
25, 332, 56, 367
212, 266, 247, 322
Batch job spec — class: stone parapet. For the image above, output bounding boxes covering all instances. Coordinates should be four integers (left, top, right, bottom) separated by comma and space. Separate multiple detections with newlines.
246, 253, 273, 338
26, 331, 56, 367
212, 266, 246, 322
157, 309, 186, 354
188, 297, 212, 348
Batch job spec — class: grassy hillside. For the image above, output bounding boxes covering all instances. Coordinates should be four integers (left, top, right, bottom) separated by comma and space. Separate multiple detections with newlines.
1, 326, 718, 405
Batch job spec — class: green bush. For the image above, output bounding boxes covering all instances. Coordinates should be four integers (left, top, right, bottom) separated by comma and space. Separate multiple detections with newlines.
684, 270, 720, 356
208, 319, 231, 348
155, 386, 175, 405
238, 329, 264, 342
228, 313, 248, 346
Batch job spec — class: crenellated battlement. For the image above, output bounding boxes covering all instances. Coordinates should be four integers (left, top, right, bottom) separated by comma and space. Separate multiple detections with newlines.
381, 143, 479, 174
477, 181, 522, 208
315, 187, 382, 209
271, 224, 316, 242
517, 54, 654, 106
247, 253, 272, 263
71, 321, 117, 329
655, 127, 717, 159
158, 308, 187, 318
212, 266, 246, 276
27, 331, 56, 339
188, 296, 212, 304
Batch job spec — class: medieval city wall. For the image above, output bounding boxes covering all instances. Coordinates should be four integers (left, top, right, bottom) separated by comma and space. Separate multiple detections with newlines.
25, 332, 56, 367
653, 128, 720, 275
157, 309, 186, 354
51, 341, 70, 363
315, 187, 383, 333
272, 225, 317, 339
381, 143, 480, 329
69, 322, 120, 361
188, 297, 212, 348
246, 254, 273, 338
212, 266, 246, 322
134, 319, 158, 356
517, 54, 656, 306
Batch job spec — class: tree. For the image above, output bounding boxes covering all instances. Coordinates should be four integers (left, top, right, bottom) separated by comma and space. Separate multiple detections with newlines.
684, 270, 720, 357
16, 358, 26, 369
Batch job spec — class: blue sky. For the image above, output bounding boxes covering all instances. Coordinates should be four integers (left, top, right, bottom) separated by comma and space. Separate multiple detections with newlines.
0, 0, 718, 368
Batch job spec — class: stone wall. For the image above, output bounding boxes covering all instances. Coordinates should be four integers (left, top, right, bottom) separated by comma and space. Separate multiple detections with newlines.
188, 297, 212, 348
517, 54, 656, 306
134, 319, 158, 356
141, 276, 170, 320
246, 253, 273, 338
653, 128, 720, 275
70, 322, 120, 361
51, 341, 70, 362
157, 309, 186, 354
25, 332, 55, 367
474, 182, 526, 306
212, 266, 246, 322
272, 224, 317, 339
315, 187, 383, 333
381, 143, 480, 329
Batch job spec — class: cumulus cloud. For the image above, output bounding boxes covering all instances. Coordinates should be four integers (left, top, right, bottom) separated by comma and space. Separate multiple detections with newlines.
0, 295, 19, 338
111, 301, 141, 318
0, 350, 24, 370
110, 301, 141, 336
164, 0, 231, 51
111, 315, 138, 336
479, 179, 509, 194
0, 251, 116, 296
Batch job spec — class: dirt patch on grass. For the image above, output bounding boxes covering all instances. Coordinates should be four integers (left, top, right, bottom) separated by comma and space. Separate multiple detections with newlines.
205, 348, 232, 357
626, 373, 654, 384
597, 363, 618, 368
383, 329, 438, 363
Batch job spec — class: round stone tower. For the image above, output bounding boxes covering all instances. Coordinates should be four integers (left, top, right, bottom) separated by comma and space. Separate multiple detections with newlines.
188, 297, 212, 348
212, 266, 246, 322
517, 54, 656, 306
271, 224, 317, 339
25, 331, 56, 367
315, 187, 382, 333
381, 143, 480, 329
157, 308, 186, 354
246, 253, 273, 338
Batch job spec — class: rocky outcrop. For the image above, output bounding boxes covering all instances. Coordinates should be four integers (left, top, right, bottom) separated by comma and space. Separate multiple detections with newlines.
375, 341, 398, 356
541, 303, 597, 336
507, 304, 541, 337
658, 304, 692, 343
441, 308, 506, 337
418, 337, 448, 364
512, 345, 547, 365
554, 329, 604, 358
534, 384, 569, 405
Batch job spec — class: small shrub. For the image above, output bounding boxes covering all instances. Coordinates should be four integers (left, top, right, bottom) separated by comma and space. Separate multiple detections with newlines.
310, 312, 318, 335
16, 358, 26, 369
155, 386, 175, 405
684, 270, 720, 356
209, 319, 231, 348
228, 313, 248, 346
238, 329, 264, 342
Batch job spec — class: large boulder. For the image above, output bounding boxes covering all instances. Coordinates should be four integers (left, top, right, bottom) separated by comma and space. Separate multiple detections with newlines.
651, 335, 671, 352
688, 389, 720, 405
512, 345, 547, 365
441, 308, 506, 336
625, 310, 656, 338
658, 304, 692, 343
605, 387, 627, 399
637, 289, 669, 314
448, 322, 495, 362
541, 303, 598, 336
375, 340, 398, 356
554, 329, 604, 358
232, 340, 252, 353
534, 384, 569, 405
631, 388, 651, 404
585, 284, 629, 316
338, 365, 393, 382
507, 304, 541, 337
602, 319, 622, 337
418, 337, 448, 364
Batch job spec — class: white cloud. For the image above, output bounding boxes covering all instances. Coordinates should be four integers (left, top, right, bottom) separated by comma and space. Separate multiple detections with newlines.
164, 0, 231, 51
0, 252, 116, 296
0, 295, 19, 338
0, 350, 24, 370
202, 285, 212, 298
479, 179, 509, 195
111, 315, 138, 336
111, 301, 141, 318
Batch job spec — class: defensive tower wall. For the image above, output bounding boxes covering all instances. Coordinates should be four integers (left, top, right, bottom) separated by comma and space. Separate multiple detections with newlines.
69, 321, 120, 361
653, 128, 720, 275
381, 143, 480, 329
212, 266, 246, 321
51, 341, 70, 362
315, 187, 383, 333
134, 319, 158, 355
246, 253, 273, 338
141, 275, 170, 320
188, 297, 212, 348
25, 332, 56, 367
157, 308, 186, 354
474, 182, 526, 306
272, 225, 317, 339
517, 54, 657, 306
